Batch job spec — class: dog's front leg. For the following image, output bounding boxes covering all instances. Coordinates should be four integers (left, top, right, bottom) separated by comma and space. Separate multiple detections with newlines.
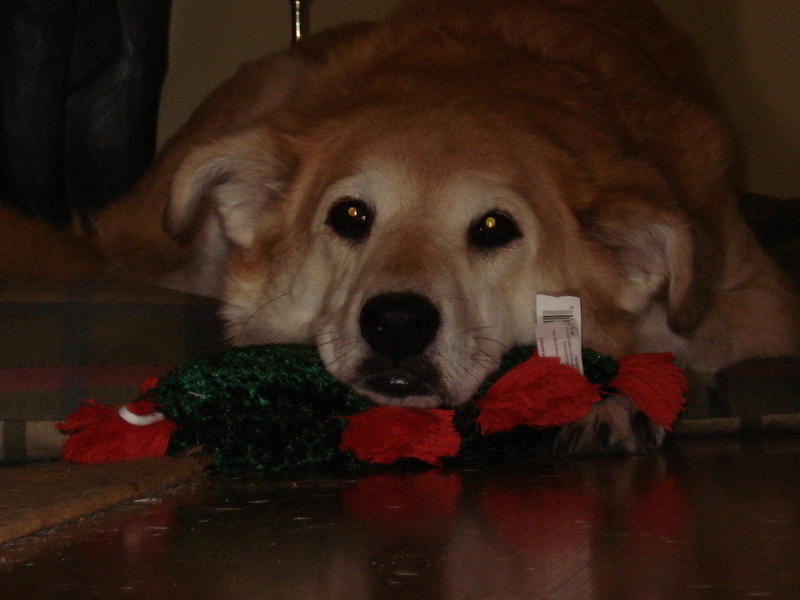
553, 395, 665, 456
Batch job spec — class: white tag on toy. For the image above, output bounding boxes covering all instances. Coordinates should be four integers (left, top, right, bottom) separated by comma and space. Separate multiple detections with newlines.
536, 294, 584, 373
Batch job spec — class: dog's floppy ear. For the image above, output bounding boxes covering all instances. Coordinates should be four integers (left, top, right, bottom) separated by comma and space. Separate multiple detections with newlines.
167, 128, 293, 250
581, 196, 717, 334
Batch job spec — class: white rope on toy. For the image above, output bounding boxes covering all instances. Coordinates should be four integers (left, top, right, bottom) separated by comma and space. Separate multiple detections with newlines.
118, 405, 165, 427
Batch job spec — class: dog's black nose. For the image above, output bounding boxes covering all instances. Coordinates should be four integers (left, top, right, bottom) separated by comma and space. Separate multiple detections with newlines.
359, 292, 441, 362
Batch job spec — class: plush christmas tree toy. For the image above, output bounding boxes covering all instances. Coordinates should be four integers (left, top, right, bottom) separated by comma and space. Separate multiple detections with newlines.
57, 345, 687, 472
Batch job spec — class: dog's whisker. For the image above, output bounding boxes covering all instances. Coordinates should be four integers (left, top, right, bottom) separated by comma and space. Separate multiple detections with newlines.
313, 331, 344, 350
431, 292, 466, 303
463, 325, 501, 334
227, 291, 294, 342
471, 336, 511, 350
435, 349, 485, 388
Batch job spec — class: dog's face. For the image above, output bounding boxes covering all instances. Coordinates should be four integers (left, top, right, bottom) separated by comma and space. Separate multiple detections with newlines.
311, 168, 538, 406
169, 101, 700, 408
306, 141, 556, 407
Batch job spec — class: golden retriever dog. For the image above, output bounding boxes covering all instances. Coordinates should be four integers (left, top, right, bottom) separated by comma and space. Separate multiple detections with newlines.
3, 0, 799, 454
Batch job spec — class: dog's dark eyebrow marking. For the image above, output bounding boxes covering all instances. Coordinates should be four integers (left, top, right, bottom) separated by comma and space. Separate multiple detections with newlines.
574, 208, 598, 229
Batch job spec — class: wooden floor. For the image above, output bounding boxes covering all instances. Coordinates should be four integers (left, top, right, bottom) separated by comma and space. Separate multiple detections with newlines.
2, 437, 800, 599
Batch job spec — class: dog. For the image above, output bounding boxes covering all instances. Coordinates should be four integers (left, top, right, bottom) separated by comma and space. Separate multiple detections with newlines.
3, 0, 799, 454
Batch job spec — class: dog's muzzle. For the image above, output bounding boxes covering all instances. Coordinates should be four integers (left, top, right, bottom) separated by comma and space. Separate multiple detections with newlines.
357, 292, 442, 400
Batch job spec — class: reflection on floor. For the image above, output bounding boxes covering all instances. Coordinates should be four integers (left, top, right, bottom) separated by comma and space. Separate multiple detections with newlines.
2, 437, 800, 599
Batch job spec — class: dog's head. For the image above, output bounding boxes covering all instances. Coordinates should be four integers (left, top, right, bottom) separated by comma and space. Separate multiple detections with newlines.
167, 94, 708, 408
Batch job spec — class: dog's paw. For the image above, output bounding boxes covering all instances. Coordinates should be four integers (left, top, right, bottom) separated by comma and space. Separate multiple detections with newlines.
553, 395, 665, 457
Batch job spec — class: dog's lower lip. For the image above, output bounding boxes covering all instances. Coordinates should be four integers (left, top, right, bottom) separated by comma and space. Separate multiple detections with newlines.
361, 372, 435, 398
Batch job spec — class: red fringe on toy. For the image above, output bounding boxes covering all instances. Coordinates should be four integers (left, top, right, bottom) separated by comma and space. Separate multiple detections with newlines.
476, 353, 601, 434
57, 398, 175, 464
609, 353, 687, 430
339, 406, 460, 466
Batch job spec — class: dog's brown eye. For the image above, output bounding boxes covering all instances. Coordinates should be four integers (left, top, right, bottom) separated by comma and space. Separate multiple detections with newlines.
326, 198, 374, 241
468, 210, 521, 250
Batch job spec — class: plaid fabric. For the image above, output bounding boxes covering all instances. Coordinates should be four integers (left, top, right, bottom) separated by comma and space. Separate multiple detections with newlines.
0, 281, 225, 462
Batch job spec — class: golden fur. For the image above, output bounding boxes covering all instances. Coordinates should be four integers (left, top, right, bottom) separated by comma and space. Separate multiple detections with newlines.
3, 0, 798, 451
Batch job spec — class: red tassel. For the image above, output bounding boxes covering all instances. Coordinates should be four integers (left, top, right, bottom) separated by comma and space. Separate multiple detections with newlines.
610, 353, 688, 430
477, 353, 601, 433
57, 398, 176, 464
339, 406, 460, 466
138, 376, 160, 395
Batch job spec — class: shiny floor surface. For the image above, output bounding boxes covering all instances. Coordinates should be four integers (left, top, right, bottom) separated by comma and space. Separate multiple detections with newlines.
2, 437, 800, 599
